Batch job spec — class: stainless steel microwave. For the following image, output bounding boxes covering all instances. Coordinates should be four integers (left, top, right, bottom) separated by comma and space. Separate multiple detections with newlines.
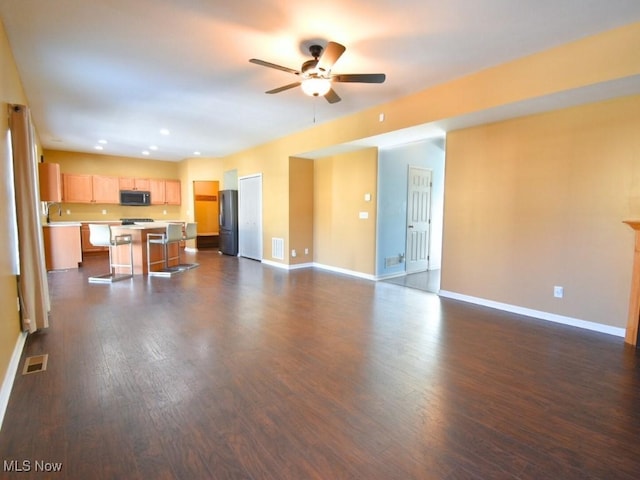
120, 190, 151, 206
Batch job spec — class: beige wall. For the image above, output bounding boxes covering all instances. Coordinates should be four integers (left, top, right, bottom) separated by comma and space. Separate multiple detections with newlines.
0, 19, 27, 392
289, 157, 314, 265
223, 143, 290, 263
313, 148, 378, 275
179, 156, 225, 221
43, 149, 183, 221
443, 95, 640, 328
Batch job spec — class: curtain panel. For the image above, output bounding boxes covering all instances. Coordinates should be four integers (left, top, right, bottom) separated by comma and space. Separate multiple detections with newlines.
8, 105, 49, 332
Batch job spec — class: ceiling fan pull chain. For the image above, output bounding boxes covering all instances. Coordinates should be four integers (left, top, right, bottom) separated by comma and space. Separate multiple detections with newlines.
313, 98, 317, 124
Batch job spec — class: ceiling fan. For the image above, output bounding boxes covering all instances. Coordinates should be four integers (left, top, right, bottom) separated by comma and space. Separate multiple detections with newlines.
249, 41, 385, 104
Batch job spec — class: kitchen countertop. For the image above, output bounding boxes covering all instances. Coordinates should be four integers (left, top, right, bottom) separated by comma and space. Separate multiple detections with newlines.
45, 220, 185, 226
112, 222, 180, 230
42, 222, 82, 227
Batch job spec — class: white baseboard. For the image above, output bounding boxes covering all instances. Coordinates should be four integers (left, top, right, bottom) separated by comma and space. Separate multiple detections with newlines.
261, 259, 290, 269
262, 259, 376, 280
0, 331, 27, 431
184, 247, 198, 253
375, 271, 407, 281
439, 290, 625, 338
313, 263, 376, 281
289, 262, 314, 270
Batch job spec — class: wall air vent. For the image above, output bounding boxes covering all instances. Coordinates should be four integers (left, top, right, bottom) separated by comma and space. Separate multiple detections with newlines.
272, 238, 284, 260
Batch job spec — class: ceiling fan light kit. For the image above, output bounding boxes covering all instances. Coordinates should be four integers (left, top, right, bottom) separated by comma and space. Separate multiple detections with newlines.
249, 41, 385, 104
301, 77, 331, 97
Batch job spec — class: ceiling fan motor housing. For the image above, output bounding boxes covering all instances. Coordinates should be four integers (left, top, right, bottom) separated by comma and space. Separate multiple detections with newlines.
309, 44, 323, 58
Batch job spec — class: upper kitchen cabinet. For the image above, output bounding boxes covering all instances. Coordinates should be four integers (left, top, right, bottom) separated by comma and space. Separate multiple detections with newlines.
119, 177, 150, 191
150, 179, 181, 205
63, 173, 119, 204
63, 174, 92, 202
92, 175, 120, 203
165, 180, 181, 205
38, 162, 62, 202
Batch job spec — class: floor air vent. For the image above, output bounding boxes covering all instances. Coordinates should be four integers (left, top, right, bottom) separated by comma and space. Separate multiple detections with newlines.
22, 354, 48, 375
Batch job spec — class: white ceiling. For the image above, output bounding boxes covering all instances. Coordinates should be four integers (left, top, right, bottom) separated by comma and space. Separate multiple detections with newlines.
2, 0, 640, 162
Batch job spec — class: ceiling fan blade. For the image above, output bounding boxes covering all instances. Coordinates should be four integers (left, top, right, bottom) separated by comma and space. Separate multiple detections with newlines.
317, 42, 346, 71
249, 58, 299, 75
332, 73, 386, 83
324, 88, 341, 104
265, 82, 301, 94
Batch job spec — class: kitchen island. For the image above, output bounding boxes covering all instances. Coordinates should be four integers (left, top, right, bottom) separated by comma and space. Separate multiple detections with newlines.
111, 223, 182, 275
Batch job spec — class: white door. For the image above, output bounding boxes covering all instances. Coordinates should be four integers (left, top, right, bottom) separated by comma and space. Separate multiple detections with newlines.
238, 174, 263, 260
406, 167, 432, 273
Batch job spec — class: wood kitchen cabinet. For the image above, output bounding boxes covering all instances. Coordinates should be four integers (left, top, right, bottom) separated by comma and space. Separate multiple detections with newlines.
43, 224, 83, 270
119, 177, 150, 191
149, 179, 181, 205
63, 174, 119, 203
38, 162, 62, 202
92, 175, 119, 203
149, 179, 165, 205
63, 174, 93, 203
165, 180, 181, 205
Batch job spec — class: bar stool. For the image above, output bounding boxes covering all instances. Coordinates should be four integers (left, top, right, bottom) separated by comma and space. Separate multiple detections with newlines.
177, 222, 199, 270
88, 224, 134, 283
146, 223, 184, 277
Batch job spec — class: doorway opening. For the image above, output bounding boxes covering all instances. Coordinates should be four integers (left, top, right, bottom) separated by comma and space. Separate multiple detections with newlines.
193, 180, 219, 250
377, 138, 445, 294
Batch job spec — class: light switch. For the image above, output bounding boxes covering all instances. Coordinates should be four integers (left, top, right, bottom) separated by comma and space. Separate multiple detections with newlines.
359, 211, 369, 219
364, 193, 371, 202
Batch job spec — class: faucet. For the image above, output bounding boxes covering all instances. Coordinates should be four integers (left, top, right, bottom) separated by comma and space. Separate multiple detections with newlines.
44, 202, 62, 224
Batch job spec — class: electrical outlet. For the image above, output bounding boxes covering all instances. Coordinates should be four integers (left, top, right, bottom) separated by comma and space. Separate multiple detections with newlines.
304, 248, 309, 255
101, 209, 107, 215
554, 286, 564, 298
291, 249, 297, 258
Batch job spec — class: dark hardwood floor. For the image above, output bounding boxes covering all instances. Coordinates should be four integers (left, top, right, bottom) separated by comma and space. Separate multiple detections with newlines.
1, 251, 639, 479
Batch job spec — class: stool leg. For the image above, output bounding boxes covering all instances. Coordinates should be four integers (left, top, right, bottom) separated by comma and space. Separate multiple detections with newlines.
129, 241, 134, 276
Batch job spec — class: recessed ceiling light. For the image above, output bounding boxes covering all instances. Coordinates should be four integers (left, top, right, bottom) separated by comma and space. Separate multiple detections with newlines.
94, 145, 104, 150
193, 151, 201, 156
149, 145, 158, 150
98, 139, 108, 144
159, 128, 170, 136
142, 150, 150, 156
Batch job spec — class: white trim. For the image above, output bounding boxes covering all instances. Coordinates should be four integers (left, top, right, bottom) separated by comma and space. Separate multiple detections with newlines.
375, 271, 407, 281
261, 259, 314, 271
313, 263, 376, 281
439, 290, 626, 338
289, 262, 314, 270
261, 259, 289, 270
0, 331, 27, 431
261, 259, 396, 281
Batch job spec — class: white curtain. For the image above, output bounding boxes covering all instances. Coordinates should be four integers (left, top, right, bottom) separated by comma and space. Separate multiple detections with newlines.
9, 105, 49, 332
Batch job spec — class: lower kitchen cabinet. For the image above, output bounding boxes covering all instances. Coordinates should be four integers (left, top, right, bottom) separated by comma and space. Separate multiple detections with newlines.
43, 224, 83, 270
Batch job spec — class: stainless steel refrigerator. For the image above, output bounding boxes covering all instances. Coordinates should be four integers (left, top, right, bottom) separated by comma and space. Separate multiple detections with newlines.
219, 189, 238, 255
